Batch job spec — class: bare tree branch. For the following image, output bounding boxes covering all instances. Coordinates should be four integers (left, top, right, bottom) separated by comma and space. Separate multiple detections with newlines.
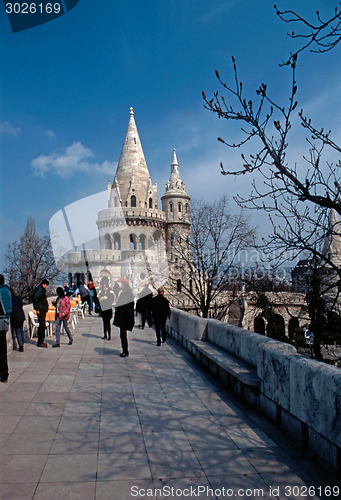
275, 3, 341, 64
203, 4, 341, 316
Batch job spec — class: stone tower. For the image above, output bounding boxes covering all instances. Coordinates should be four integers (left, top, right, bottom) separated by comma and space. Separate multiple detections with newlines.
95, 108, 168, 292
162, 149, 191, 268
64, 108, 190, 298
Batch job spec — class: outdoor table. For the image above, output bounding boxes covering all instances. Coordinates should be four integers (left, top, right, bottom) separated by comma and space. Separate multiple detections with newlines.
32, 308, 55, 337
46, 307, 56, 336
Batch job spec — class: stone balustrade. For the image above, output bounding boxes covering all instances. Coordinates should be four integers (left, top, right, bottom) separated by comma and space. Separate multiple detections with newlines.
167, 307, 341, 472
97, 207, 166, 221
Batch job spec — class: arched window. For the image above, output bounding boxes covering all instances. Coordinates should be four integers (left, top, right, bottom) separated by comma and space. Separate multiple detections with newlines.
267, 314, 285, 340
113, 233, 121, 250
185, 203, 189, 213
139, 234, 147, 250
254, 316, 266, 335
103, 234, 111, 249
149, 198, 153, 208
178, 203, 182, 213
288, 317, 299, 341
130, 234, 137, 250
177, 279, 182, 293
170, 202, 173, 213
100, 269, 111, 279
153, 230, 162, 242
131, 195, 136, 207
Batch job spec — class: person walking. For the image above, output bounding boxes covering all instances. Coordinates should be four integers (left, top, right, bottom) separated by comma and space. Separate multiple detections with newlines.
74, 283, 92, 315
98, 279, 115, 340
152, 287, 171, 346
113, 278, 134, 357
52, 287, 73, 348
0, 274, 12, 383
68, 282, 76, 296
136, 283, 153, 329
32, 279, 49, 348
63, 282, 70, 297
10, 288, 25, 352
88, 279, 98, 314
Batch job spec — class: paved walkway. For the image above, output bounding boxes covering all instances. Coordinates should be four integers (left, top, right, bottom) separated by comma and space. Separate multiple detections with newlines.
0, 316, 340, 500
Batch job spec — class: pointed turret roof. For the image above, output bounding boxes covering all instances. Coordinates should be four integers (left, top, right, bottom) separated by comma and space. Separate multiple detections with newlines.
113, 108, 153, 204
169, 149, 181, 185
164, 149, 189, 196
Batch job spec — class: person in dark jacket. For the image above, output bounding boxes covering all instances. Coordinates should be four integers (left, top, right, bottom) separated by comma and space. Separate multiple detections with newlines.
98, 279, 115, 340
0, 274, 12, 383
73, 283, 92, 315
136, 283, 153, 329
88, 280, 98, 314
10, 288, 25, 352
113, 278, 134, 357
32, 279, 49, 347
151, 287, 171, 346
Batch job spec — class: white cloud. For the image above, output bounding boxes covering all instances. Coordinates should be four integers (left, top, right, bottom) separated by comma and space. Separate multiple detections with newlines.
0, 120, 20, 136
31, 141, 116, 178
44, 129, 56, 138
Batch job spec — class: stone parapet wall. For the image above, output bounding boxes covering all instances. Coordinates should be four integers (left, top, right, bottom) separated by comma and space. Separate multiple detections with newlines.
167, 307, 341, 471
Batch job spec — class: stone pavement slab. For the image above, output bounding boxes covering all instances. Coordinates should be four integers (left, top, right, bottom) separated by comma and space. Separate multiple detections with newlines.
0, 315, 340, 500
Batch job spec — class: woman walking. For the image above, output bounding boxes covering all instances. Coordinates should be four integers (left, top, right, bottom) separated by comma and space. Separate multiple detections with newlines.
113, 278, 134, 357
52, 287, 73, 348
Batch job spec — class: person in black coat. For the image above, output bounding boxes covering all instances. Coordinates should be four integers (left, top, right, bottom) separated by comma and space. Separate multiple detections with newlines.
151, 287, 171, 346
98, 279, 115, 340
10, 288, 25, 352
32, 279, 49, 347
136, 283, 153, 329
113, 278, 134, 357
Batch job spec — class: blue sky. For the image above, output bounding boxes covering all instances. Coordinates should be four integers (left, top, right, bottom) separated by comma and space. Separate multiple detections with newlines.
0, 0, 340, 270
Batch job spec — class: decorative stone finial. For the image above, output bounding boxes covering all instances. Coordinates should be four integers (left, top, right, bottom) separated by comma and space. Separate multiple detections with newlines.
130, 107, 134, 116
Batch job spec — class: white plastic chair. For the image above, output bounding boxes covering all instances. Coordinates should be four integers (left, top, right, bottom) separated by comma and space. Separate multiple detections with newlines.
28, 311, 50, 339
77, 302, 86, 319
70, 307, 78, 329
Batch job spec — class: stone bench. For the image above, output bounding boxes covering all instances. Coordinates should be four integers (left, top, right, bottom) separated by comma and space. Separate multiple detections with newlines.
190, 339, 260, 407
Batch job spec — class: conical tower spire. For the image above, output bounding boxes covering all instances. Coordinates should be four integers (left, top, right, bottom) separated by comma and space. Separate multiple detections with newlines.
165, 148, 188, 194
112, 108, 156, 207
169, 149, 181, 185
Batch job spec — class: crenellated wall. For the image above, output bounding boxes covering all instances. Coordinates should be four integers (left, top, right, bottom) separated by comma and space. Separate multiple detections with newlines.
167, 308, 341, 472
